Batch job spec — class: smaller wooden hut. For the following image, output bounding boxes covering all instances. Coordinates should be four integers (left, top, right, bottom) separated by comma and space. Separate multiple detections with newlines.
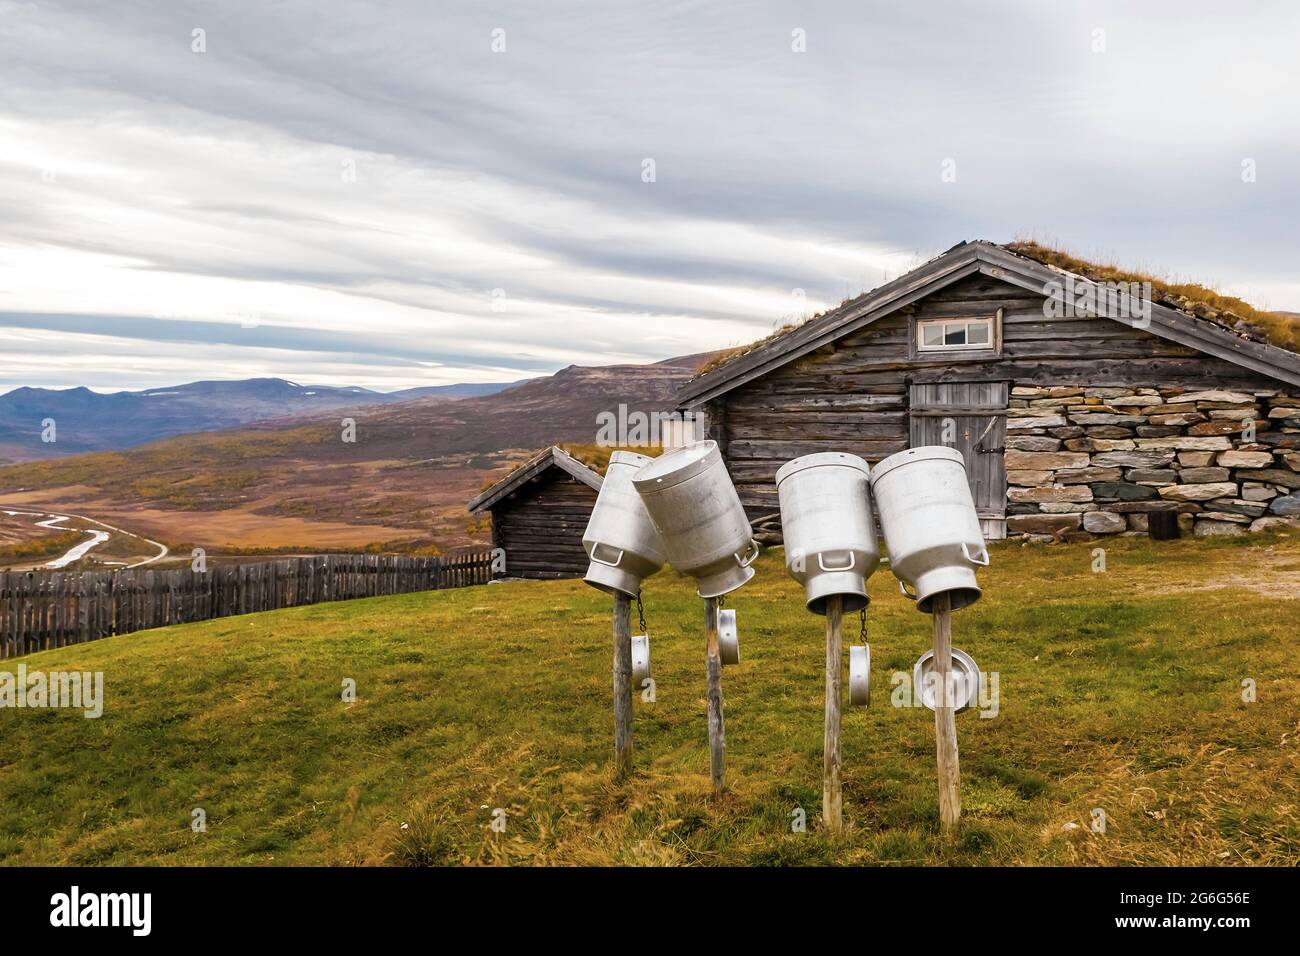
467, 446, 604, 579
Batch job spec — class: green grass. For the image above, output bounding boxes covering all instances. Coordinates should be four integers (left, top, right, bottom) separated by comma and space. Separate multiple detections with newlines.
1, 533, 1297, 866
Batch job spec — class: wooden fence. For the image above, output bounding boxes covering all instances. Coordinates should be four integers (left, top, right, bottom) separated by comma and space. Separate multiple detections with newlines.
0, 550, 495, 659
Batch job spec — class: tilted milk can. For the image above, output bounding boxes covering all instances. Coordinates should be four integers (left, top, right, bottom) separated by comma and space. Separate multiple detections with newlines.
868, 445, 989, 613
583, 450, 668, 598
631, 440, 760, 598
775, 452, 880, 614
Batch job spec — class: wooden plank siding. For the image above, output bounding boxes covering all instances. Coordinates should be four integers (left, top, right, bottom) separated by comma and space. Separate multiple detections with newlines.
711, 273, 1286, 517
0, 551, 495, 659
679, 242, 1300, 408
491, 470, 598, 578
909, 381, 1008, 539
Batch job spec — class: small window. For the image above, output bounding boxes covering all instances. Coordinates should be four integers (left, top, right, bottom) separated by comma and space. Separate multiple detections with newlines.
917, 316, 996, 352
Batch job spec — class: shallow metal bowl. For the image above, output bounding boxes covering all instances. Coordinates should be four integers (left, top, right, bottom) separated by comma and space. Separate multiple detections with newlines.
912, 647, 981, 713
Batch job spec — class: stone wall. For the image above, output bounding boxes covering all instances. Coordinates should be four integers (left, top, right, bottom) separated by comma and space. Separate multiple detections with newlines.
1006, 385, 1300, 541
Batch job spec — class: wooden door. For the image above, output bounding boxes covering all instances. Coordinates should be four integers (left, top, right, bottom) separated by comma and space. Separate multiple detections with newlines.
908, 382, 1008, 540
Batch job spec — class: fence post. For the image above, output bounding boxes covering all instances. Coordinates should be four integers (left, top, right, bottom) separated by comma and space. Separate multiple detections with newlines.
0, 551, 494, 658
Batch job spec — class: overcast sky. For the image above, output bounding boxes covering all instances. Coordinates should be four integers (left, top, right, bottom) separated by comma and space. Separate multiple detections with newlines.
1, 1, 1297, 392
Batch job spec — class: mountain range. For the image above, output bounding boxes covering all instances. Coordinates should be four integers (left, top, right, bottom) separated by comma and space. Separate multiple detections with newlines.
0, 377, 523, 463
0, 352, 713, 554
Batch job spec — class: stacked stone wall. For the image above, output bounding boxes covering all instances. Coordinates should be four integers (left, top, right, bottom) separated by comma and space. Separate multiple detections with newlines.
1005, 385, 1300, 540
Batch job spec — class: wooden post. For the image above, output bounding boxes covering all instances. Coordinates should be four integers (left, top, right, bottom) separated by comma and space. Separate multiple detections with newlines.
704, 596, 726, 796
823, 594, 844, 834
612, 592, 634, 781
931, 591, 961, 832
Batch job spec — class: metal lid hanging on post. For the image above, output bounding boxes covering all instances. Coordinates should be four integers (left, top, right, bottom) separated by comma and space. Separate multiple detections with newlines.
718, 608, 740, 665
912, 647, 982, 713
631, 634, 651, 686
849, 644, 871, 706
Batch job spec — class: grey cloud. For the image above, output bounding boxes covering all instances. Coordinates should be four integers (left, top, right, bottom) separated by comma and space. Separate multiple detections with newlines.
0, 312, 550, 373
0, 0, 1296, 390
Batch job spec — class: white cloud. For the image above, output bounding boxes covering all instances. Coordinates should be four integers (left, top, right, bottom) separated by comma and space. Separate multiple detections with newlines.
0, 0, 1295, 391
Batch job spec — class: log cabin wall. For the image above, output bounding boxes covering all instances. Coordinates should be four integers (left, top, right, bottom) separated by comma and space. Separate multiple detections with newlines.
706, 273, 1299, 540
490, 471, 598, 578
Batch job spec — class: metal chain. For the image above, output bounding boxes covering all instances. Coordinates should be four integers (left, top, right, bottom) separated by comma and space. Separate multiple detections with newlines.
859, 605, 868, 643
636, 590, 647, 634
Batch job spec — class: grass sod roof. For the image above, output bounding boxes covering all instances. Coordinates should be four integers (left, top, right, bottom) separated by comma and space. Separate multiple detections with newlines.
466, 445, 603, 513
1005, 240, 1300, 352
692, 239, 1300, 381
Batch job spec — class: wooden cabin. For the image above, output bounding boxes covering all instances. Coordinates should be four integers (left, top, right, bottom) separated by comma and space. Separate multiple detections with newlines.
467, 446, 603, 578
676, 241, 1300, 541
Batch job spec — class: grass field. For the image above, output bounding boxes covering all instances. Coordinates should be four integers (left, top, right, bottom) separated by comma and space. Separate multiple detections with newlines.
0, 534, 1297, 866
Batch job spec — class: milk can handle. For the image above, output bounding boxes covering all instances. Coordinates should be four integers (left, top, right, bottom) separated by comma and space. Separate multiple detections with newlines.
588, 543, 625, 568
817, 551, 856, 573
898, 579, 918, 600
734, 539, 761, 568
960, 541, 990, 566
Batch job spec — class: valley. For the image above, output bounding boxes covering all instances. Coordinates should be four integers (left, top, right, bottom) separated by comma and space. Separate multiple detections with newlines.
0, 352, 712, 566
0, 507, 164, 570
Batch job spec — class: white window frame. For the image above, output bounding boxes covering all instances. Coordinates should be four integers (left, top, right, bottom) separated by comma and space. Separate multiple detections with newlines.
916, 315, 996, 353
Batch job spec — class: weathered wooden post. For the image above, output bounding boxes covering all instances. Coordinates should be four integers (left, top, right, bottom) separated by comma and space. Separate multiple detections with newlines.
930, 591, 961, 831
631, 441, 756, 795
868, 445, 988, 837
581, 449, 670, 781
823, 594, 844, 833
774, 452, 878, 833
612, 592, 634, 780
704, 596, 726, 796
